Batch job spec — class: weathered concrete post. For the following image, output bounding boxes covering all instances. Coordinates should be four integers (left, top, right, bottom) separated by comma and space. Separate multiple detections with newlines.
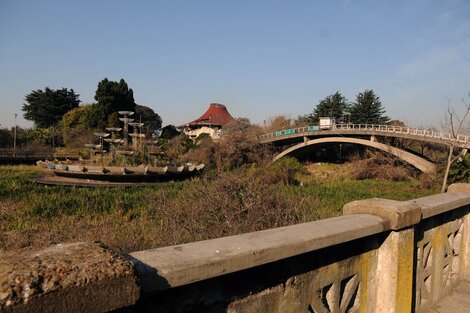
344, 198, 421, 313
0, 242, 140, 313
461, 207, 470, 281
447, 183, 470, 281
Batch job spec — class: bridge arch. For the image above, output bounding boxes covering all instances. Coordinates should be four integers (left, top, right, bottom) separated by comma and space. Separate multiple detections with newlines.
273, 137, 436, 174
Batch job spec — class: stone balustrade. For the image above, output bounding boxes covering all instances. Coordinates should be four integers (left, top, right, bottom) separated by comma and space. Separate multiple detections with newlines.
1, 184, 470, 312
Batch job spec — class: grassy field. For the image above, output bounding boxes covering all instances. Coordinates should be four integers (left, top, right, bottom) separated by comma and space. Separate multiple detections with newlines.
0, 163, 440, 253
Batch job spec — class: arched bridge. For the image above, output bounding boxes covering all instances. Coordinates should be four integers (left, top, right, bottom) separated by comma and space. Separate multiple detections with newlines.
258, 124, 470, 174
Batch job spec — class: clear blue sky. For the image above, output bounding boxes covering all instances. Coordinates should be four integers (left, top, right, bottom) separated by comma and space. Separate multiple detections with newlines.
1, 0, 469, 129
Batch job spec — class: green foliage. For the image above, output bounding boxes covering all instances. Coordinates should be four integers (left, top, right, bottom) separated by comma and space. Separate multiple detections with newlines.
159, 134, 195, 162
92, 78, 136, 129
60, 105, 96, 129
59, 80, 154, 145
308, 91, 350, 124
22, 87, 80, 128
448, 155, 470, 184
0, 165, 438, 253
135, 104, 163, 135
59, 105, 98, 144
160, 125, 180, 139
0, 129, 12, 147
24, 126, 59, 144
350, 90, 389, 124
253, 157, 307, 185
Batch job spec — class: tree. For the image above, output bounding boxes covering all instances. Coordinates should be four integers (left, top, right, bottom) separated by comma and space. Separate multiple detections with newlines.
59, 104, 97, 144
92, 78, 136, 129
22, 87, 80, 128
308, 92, 349, 124
350, 90, 389, 124
160, 125, 180, 139
24, 126, 60, 147
0, 128, 12, 148
60, 104, 96, 129
387, 119, 406, 127
441, 100, 470, 193
135, 104, 163, 136
265, 115, 291, 132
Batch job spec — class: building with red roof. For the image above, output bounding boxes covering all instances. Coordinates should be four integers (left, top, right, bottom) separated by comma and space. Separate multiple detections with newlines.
180, 103, 235, 140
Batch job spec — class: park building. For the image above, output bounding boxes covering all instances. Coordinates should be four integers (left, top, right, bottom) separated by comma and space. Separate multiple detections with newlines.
179, 103, 235, 140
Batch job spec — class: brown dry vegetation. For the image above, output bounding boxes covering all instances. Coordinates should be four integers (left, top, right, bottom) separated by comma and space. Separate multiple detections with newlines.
348, 151, 418, 181
346, 151, 438, 188
264, 116, 292, 132
0, 123, 444, 254
174, 118, 272, 171
0, 157, 440, 254
0, 161, 313, 253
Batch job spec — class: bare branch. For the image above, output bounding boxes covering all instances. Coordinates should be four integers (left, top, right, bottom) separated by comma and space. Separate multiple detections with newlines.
442, 95, 470, 192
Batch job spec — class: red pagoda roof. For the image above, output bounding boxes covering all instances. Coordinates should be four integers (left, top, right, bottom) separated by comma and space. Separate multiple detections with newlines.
184, 103, 235, 127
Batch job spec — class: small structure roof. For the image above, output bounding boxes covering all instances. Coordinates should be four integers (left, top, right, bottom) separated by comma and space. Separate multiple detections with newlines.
183, 103, 235, 127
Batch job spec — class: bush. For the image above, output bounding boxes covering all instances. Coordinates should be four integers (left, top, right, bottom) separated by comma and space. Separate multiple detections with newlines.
349, 151, 417, 181
250, 157, 306, 185
159, 171, 310, 244
180, 136, 217, 167
174, 118, 272, 171
60, 105, 96, 130
0, 165, 439, 253
0, 129, 12, 148
448, 155, 470, 184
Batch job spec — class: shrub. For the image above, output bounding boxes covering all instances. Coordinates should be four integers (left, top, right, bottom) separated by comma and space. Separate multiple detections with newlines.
159, 171, 310, 244
251, 157, 306, 185
349, 150, 417, 181
448, 155, 470, 184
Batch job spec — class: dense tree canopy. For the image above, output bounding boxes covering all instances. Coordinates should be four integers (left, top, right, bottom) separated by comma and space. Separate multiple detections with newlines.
22, 87, 80, 128
308, 92, 349, 124
59, 105, 96, 143
92, 78, 136, 129
135, 104, 163, 136
0, 129, 12, 148
160, 125, 180, 139
350, 90, 389, 124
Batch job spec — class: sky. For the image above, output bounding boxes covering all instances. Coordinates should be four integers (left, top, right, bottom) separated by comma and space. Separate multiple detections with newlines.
1, 0, 470, 129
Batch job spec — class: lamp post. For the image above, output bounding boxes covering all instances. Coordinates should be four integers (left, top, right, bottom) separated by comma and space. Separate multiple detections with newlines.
13, 114, 17, 157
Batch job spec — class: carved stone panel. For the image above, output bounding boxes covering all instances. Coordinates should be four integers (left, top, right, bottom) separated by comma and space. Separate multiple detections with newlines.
309, 274, 360, 313
415, 215, 465, 312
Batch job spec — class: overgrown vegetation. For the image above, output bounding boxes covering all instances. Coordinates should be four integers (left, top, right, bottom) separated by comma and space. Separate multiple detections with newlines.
348, 151, 419, 181
0, 162, 439, 253
448, 154, 470, 184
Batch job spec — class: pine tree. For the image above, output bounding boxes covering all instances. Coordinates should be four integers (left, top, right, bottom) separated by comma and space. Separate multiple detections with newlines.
92, 78, 136, 129
350, 90, 389, 124
23, 87, 80, 128
308, 91, 349, 123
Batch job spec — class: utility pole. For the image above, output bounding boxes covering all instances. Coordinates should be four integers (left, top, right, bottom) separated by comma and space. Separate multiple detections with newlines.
13, 113, 17, 157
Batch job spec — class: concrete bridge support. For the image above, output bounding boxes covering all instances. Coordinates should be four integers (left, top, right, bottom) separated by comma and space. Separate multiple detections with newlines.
273, 137, 437, 174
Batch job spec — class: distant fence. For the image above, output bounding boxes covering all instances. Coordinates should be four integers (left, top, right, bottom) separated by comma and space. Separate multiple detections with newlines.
1, 184, 470, 312
0, 147, 79, 165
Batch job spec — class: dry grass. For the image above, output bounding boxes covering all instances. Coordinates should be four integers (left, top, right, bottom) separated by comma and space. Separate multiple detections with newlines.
0, 163, 312, 253
0, 161, 439, 254
348, 151, 420, 181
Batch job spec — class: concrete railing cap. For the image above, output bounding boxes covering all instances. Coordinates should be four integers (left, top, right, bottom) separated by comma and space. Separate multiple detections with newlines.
130, 214, 386, 294
447, 183, 470, 193
343, 198, 421, 230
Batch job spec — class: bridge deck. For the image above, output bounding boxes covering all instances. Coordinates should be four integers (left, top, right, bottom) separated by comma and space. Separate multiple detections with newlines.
259, 124, 470, 149
425, 280, 470, 312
